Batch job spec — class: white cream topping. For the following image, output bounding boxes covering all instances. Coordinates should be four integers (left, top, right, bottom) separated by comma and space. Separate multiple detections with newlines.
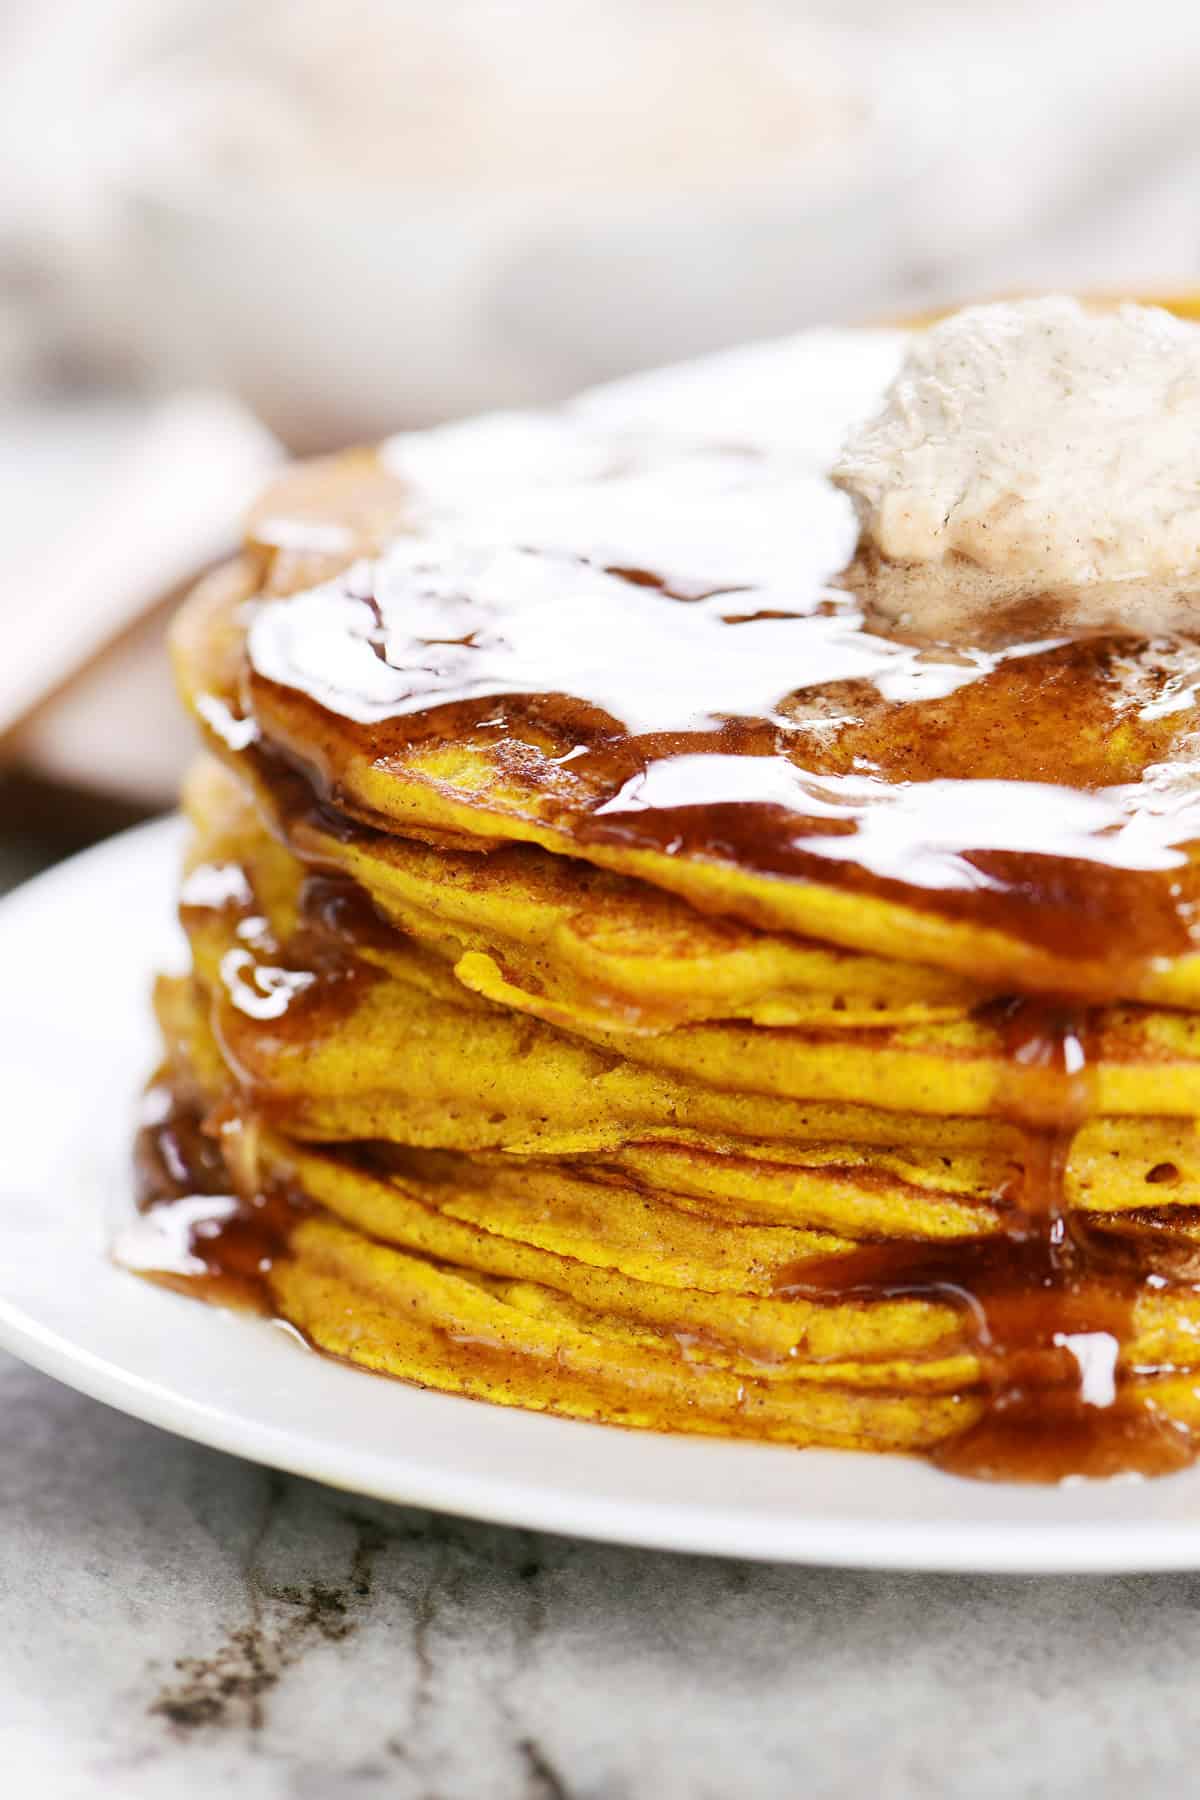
257, 327, 1064, 738
834, 297, 1200, 589
380, 328, 909, 498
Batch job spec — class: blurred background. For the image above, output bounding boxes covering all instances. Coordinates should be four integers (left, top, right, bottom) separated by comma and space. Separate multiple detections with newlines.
3, 0, 1200, 891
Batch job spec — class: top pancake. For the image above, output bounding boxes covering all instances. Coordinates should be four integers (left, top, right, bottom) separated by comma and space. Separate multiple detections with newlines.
172, 310, 1200, 1003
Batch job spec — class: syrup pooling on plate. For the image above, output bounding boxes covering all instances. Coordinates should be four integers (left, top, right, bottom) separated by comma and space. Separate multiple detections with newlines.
130, 1081, 306, 1315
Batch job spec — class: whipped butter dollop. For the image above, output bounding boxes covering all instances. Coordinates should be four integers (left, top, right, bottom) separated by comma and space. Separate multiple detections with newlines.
834, 297, 1200, 625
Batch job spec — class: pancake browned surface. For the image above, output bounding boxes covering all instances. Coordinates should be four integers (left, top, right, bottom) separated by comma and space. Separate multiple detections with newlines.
132, 299, 1200, 1480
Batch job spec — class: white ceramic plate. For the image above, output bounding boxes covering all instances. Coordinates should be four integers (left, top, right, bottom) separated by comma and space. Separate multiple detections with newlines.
7, 819, 1200, 1573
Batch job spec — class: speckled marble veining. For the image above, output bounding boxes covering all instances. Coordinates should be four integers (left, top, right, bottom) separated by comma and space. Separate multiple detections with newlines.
3, 1345, 1200, 1800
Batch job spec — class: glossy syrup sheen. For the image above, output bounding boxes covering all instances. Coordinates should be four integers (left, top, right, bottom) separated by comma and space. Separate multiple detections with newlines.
240, 376, 1200, 974
778, 1000, 1200, 1478
149, 324, 1200, 1479
129, 1082, 305, 1315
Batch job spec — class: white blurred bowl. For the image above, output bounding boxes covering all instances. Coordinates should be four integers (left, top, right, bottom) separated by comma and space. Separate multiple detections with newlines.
125, 65, 951, 450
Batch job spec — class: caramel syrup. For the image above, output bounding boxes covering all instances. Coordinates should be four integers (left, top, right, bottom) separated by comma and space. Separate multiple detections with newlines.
936, 999, 1195, 1479
129, 1084, 303, 1314
777, 1000, 1199, 1479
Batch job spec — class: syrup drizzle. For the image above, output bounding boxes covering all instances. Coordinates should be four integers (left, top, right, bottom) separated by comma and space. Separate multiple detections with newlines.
128, 1082, 307, 1314
777, 1000, 1199, 1479
935, 999, 1191, 1480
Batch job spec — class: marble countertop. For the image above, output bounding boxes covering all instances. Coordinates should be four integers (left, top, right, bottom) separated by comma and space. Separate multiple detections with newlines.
4, 1345, 1200, 1800
4, 848, 1200, 1800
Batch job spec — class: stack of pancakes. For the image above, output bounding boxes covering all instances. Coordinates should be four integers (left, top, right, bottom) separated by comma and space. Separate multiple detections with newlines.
138, 308, 1200, 1478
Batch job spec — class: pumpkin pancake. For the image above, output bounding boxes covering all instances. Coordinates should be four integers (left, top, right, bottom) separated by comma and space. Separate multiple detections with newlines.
174, 815, 1200, 1132
132, 297, 1200, 1481
183, 754, 981, 1034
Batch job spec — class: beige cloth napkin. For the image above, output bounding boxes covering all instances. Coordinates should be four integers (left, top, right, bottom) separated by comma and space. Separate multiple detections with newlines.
1, 390, 282, 806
